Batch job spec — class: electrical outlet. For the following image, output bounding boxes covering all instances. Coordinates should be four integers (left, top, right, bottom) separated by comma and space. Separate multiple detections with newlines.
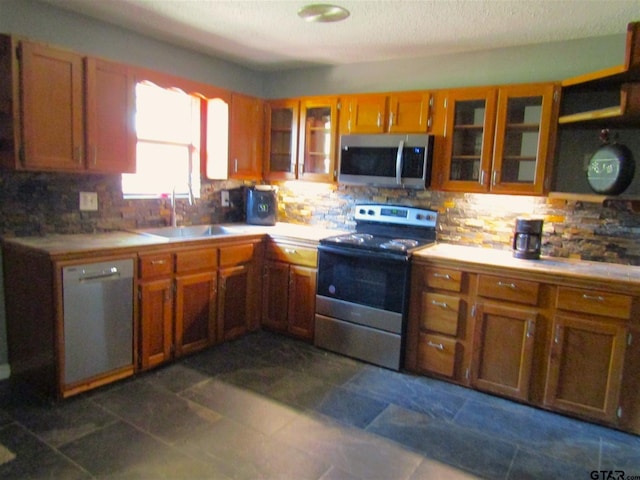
221, 190, 230, 207
79, 192, 98, 211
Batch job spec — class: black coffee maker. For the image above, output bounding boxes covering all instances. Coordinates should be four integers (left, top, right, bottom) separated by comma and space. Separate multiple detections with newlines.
246, 186, 277, 226
512, 218, 543, 259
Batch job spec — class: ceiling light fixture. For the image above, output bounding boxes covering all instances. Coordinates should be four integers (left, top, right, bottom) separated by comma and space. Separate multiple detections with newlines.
297, 4, 350, 23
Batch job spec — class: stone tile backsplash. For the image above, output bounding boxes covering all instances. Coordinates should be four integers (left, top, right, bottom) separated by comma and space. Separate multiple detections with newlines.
1, 171, 639, 266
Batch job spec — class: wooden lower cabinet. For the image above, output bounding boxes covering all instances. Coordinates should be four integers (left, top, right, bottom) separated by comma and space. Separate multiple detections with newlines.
406, 265, 471, 381
544, 314, 627, 423
262, 241, 318, 342
217, 243, 261, 342
471, 303, 537, 401
139, 278, 173, 370
175, 271, 217, 356
407, 257, 640, 435
138, 247, 219, 370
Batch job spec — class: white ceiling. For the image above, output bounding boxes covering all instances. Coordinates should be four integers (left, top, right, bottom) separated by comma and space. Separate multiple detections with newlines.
42, 0, 640, 71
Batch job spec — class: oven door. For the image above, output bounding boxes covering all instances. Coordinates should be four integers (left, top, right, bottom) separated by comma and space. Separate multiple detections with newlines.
316, 244, 410, 316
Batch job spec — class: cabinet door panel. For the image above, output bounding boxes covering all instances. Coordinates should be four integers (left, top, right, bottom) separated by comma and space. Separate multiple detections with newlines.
175, 272, 217, 356
20, 42, 83, 170
139, 279, 173, 370
229, 93, 263, 180
545, 315, 626, 422
264, 99, 298, 180
262, 261, 290, 332
388, 92, 430, 133
441, 88, 497, 192
491, 84, 557, 194
472, 303, 537, 401
346, 95, 387, 133
85, 58, 136, 173
287, 265, 317, 341
218, 265, 250, 341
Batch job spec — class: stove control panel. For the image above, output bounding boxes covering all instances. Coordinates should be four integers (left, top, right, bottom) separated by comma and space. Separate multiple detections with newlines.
355, 204, 437, 228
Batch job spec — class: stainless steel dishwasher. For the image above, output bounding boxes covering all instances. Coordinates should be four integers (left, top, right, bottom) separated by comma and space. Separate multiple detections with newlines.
62, 259, 134, 385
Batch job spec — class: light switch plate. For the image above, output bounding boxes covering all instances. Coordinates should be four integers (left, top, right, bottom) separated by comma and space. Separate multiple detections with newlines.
221, 190, 230, 207
79, 192, 98, 211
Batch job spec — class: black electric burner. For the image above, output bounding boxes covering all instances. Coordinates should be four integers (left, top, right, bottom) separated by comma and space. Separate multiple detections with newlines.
320, 204, 438, 257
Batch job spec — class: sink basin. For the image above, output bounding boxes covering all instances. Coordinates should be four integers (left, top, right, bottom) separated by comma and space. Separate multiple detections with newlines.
136, 224, 243, 239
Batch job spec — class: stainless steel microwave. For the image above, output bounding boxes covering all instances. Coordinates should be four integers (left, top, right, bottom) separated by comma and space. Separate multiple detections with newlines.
338, 134, 433, 189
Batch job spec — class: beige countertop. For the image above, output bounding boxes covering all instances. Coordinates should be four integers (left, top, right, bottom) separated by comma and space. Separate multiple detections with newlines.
415, 243, 640, 287
0, 222, 348, 257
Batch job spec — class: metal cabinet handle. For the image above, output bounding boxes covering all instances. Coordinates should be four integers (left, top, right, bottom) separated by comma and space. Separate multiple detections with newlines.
526, 320, 535, 338
151, 260, 166, 265
431, 300, 448, 309
389, 112, 394, 126
479, 170, 486, 186
284, 248, 297, 254
554, 325, 561, 344
492, 170, 499, 186
427, 341, 444, 351
377, 112, 381, 128
433, 273, 451, 280
497, 281, 516, 289
582, 294, 604, 302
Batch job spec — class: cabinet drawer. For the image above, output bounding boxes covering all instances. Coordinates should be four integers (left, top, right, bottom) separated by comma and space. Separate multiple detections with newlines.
424, 268, 462, 292
267, 243, 317, 267
417, 333, 457, 378
421, 292, 461, 336
139, 253, 173, 278
557, 287, 632, 320
175, 248, 218, 273
219, 243, 254, 266
477, 274, 539, 306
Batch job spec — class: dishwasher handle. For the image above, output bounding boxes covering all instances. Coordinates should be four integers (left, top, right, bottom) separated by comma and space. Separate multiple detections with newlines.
63, 259, 135, 283
79, 267, 122, 283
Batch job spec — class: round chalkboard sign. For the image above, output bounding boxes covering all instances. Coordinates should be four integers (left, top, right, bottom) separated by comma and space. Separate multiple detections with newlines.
586, 143, 635, 195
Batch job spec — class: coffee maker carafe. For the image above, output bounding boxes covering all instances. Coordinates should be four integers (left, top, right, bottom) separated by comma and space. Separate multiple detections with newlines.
512, 218, 543, 259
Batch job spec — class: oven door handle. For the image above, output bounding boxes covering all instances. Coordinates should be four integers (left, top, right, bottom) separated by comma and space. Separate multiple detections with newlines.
395, 140, 405, 186
318, 244, 410, 263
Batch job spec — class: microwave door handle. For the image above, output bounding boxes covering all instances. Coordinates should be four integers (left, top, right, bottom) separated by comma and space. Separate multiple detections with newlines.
395, 140, 405, 186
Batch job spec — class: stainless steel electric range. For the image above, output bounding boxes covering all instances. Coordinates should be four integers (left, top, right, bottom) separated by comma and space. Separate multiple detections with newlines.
314, 204, 438, 370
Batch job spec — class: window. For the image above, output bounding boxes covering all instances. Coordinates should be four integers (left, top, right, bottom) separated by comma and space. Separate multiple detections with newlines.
122, 82, 202, 198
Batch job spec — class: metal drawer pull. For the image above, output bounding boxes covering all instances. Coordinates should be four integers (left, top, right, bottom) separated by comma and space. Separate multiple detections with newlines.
497, 281, 516, 289
526, 320, 535, 338
427, 341, 445, 351
151, 260, 166, 265
582, 294, 604, 302
284, 248, 298, 254
431, 300, 449, 309
433, 273, 451, 280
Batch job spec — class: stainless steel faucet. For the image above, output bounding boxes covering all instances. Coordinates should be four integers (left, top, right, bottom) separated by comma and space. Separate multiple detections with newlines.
169, 182, 195, 227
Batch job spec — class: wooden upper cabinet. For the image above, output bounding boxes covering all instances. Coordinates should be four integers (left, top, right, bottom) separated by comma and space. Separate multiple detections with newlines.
439, 83, 558, 195
298, 96, 338, 182
229, 93, 264, 180
20, 40, 85, 171
85, 58, 136, 174
342, 91, 432, 134
0, 36, 136, 174
344, 94, 388, 133
491, 83, 558, 195
264, 99, 299, 181
388, 92, 432, 133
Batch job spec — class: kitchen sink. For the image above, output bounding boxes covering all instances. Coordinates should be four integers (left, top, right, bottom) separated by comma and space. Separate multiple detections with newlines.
135, 224, 244, 239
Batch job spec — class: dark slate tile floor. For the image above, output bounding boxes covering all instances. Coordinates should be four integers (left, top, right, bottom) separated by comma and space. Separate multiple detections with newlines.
0, 330, 638, 479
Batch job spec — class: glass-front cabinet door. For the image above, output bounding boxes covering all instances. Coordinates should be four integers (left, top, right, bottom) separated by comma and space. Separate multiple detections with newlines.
298, 97, 338, 183
264, 99, 299, 181
491, 84, 558, 195
441, 84, 558, 195
441, 88, 497, 192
